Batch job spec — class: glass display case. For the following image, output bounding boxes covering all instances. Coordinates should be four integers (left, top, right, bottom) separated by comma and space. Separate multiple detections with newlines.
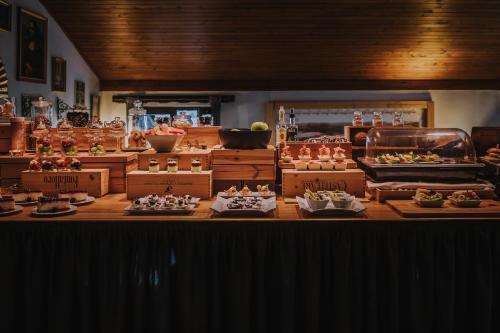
358, 128, 484, 181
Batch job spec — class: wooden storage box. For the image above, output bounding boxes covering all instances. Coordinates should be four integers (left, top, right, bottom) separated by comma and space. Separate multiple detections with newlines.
127, 170, 213, 199
179, 126, 221, 148
282, 169, 366, 198
0, 155, 30, 187
211, 146, 276, 181
138, 149, 211, 171
21, 169, 109, 197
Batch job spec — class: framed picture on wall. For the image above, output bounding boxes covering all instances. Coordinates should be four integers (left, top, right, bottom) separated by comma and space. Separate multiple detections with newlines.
0, 0, 12, 32
20, 94, 42, 118
51, 57, 66, 92
17, 8, 47, 83
74, 80, 85, 107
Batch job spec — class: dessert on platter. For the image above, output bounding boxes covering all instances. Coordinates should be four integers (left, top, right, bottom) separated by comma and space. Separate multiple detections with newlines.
318, 145, 331, 162
298, 189, 364, 215
211, 196, 276, 215
220, 185, 275, 198
484, 145, 500, 162
0, 196, 16, 212
125, 193, 198, 214
58, 191, 93, 205
35, 196, 72, 213
12, 190, 43, 204
448, 190, 481, 207
413, 189, 444, 208
375, 152, 442, 164
332, 146, 346, 162
298, 145, 312, 162
281, 146, 293, 163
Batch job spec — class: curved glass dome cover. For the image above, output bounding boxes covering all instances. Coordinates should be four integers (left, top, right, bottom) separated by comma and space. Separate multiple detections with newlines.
364, 127, 477, 164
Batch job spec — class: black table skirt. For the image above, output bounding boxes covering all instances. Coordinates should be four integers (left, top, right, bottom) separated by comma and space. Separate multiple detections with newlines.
1, 221, 500, 333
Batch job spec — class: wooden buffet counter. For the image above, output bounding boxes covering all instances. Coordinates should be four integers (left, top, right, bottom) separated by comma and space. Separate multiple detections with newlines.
1, 193, 499, 222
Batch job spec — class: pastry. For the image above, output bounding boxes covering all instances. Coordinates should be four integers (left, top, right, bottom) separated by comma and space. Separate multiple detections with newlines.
37, 196, 71, 213
191, 159, 202, 173
295, 161, 308, 171
149, 159, 160, 172
167, 159, 178, 173
304, 189, 329, 210
256, 184, 271, 196
281, 146, 293, 162
225, 186, 238, 196
128, 130, 148, 148
298, 145, 311, 162
12, 190, 43, 203
55, 158, 68, 170
29, 160, 42, 172
240, 185, 251, 196
414, 189, 444, 207
41, 160, 54, 171
318, 145, 331, 162
0, 196, 15, 212
58, 191, 88, 203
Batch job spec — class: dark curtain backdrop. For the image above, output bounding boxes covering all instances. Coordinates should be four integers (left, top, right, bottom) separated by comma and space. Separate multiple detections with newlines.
1, 221, 500, 333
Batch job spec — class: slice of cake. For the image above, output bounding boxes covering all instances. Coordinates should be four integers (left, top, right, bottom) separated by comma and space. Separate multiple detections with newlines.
37, 197, 71, 213
12, 190, 44, 203
0, 196, 15, 212
58, 191, 88, 203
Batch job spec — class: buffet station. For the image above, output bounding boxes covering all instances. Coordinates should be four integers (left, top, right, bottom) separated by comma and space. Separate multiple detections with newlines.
0, 98, 499, 221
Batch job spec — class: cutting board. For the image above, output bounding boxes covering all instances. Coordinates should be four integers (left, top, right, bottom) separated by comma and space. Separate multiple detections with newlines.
387, 200, 500, 218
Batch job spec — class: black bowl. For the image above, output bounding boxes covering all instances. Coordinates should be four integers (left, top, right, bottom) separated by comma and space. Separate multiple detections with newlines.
219, 129, 272, 149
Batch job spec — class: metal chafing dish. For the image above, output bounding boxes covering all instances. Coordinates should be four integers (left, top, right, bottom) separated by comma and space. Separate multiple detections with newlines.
358, 128, 484, 181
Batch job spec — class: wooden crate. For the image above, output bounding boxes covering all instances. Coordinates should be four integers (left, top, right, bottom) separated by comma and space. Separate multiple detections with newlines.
0, 155, 31, 186
138, 149, 211, 171
282, 169, 366, 198
211, 146, 276, 181
179, 126, 221, 148
0, 123, 12, 153
126, 171, 212, 199
279, 142, 352, 160
21, 169, 109, 197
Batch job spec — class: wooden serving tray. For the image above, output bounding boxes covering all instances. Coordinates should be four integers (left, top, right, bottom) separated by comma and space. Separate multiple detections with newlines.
387, 200, 500, 218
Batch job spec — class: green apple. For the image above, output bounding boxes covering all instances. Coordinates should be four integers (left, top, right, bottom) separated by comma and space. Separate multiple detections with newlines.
250, 122, 269, 131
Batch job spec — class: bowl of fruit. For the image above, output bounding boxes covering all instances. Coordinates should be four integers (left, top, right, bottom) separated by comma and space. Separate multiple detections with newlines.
413, 189, 444, 208
448, 190, 481, 208
219, 122, 272, 149
145, 124, 185, 153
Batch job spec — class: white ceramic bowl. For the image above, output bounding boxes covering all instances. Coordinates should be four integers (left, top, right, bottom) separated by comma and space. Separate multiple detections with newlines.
146, 134, 184, 153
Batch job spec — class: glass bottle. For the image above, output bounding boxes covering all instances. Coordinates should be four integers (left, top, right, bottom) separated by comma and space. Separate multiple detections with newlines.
86, 116, 106, 156
372, 112, 383, 127
105, 116, 126, 153
276, 105, 287, 146
352, 111, 364, 126
286, 108, 298, 142
57, 118, 78, 156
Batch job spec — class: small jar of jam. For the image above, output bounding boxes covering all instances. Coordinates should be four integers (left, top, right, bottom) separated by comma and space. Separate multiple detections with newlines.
191, 159, 202, 173
372, 112, 383, 127
167, 158, 178, 173
149, 159, 160, 172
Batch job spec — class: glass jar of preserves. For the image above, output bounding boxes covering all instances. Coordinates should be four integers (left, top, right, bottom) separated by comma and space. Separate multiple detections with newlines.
392, 112, 404, 127
191, 158, 202, 173
352, 111, 364, 126
86, 116, 106, 156
372, 112, 383, 127
172, 112, 193, 129
105, 116, 126, 153
31, 120, 53, 157
57, 118, 78, 156
167, 158, 178, 173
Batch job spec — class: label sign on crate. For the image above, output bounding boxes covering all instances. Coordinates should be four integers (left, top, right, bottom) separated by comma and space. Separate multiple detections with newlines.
21, 169, 110, 197
127, 171, 213, 199
282, 169, 366, 198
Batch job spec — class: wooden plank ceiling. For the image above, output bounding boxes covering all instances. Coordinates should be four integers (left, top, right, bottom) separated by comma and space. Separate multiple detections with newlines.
40, 0, 500, 90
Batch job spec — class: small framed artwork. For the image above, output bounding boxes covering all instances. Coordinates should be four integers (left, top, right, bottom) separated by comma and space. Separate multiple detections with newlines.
20, 94, 42, 118
0, 0, 12, 32
74, 80, 85, 107
90, 94, 100, 118
17, 8, 47, 83
51, 57, 66, 92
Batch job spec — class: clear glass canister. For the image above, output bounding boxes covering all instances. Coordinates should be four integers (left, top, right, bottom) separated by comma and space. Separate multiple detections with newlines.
372, 112, 383, 127
32, 119, 53, 157
86, 116, 106, 156
105, 116, 126, 153
31, 97, 55, 129
172, 112, 193, 129
57, 118, 78, 156
352, 111, 364, 127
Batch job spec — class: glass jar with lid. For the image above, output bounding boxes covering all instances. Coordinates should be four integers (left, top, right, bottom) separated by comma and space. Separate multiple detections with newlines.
105, 116, 126, 153
172, 112, 193, 129
32, 119, 54, 157
86, 116, 106, 156
31, 97, 55, 129
127, 100, 148, 148
392, 112, 404, 127
57, 118, 78, 156
199, 114, 214, 127
372, 112, 383, 127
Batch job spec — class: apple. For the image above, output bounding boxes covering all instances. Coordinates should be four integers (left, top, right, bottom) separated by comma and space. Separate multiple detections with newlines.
251, 122, 269, 131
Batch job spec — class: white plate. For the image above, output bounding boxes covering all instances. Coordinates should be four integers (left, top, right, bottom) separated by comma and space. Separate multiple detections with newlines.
16, 200, 38, 206
211, 197, 276, 216
217, 191, 276, 199
31, 205, 78, 217
125, 204, 195, 215
296, 197, 366, 216
0, 205, 23, 216
70, 196, 96, 206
